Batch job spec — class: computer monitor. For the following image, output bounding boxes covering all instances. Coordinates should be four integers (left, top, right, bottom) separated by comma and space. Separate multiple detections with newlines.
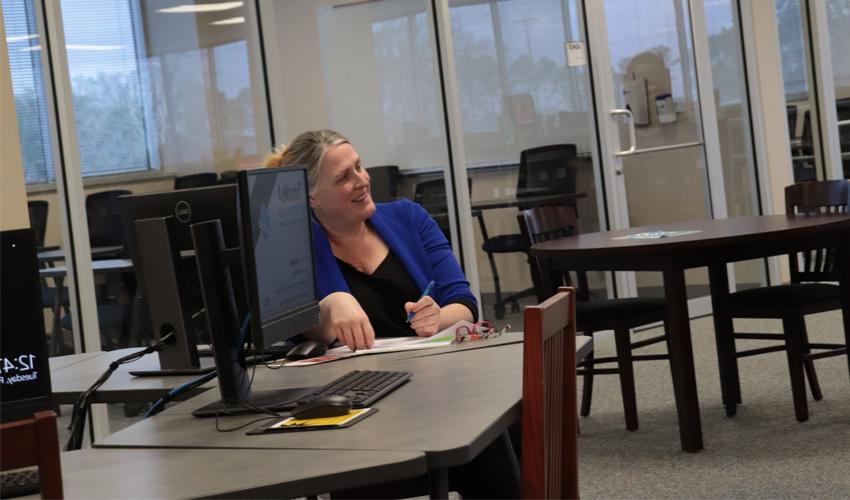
1, 228, 53, 424
191, 166, 321, 417
118, 185, 243, 376
237, 166, 320, 349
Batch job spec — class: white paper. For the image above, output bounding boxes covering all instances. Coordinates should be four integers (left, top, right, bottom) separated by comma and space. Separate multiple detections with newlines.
281, 320, 475, 366
565, 41, 587, 67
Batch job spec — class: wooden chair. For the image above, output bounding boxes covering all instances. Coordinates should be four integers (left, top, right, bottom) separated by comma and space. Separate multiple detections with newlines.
519, 205, 669, 431
522, 287, 578, 499
0, 410, 63, 499
713, 180, 849, 421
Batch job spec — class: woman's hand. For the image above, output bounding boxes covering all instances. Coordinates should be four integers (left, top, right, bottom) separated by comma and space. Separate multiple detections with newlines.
320, 292, 375, 350
405, 296, 441, 337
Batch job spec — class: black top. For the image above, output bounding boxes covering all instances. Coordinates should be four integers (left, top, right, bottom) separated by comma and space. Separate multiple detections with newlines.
336, 251, 477, 338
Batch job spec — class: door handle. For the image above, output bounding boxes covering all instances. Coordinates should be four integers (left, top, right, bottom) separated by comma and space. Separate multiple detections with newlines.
610, 108, 636, 157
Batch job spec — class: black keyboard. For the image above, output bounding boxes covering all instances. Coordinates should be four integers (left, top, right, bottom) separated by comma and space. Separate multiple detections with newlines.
296, 370, 412, 408
0, 469, 39, 499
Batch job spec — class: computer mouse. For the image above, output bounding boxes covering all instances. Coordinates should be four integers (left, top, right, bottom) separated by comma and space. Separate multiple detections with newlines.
290, 395, 352, 419
285, 340, 328, 361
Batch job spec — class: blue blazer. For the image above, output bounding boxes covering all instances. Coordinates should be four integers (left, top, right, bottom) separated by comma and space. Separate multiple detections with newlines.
311, 199, 477, 311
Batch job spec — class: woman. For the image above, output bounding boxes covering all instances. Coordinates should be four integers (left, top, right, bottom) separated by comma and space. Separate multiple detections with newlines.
264, 129, 477, 351
266, 130, 516, 499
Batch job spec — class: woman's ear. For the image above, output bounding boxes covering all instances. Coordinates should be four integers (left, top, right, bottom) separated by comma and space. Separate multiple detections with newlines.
309, 194, 317, 209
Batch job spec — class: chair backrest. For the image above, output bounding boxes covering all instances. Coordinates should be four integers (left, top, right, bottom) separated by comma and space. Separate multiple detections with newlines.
367, 165, 401, 203
522, 287, 578, 500
0, 410, 63, 498
27, 200, 49, 247
413, 177, 472, 239
518, 205, 589, 302
786, 105, 798, 138
174, 172, 218, 190
85, 190, 132, 248
518, 144, 578, 202
785, 180, 850, 282
218, 170, 238, 185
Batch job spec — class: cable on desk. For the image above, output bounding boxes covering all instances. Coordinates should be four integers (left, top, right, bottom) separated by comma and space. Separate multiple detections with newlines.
65, 331, 176, 451
144, 369, 218, 418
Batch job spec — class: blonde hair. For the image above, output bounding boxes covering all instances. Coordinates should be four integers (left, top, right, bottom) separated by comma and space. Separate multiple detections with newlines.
263, 129, 350, 194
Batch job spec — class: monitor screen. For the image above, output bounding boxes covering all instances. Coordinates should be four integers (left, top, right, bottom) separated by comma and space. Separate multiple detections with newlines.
1, 228, 53, 423
238, 167, 319, 348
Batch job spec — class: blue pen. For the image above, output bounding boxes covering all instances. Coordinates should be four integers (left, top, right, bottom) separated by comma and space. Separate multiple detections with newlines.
407, 280, 435, 323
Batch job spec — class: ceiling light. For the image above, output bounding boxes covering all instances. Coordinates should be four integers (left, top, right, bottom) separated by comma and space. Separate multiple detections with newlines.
157, 1, 243, 14
210, 16, 245, 25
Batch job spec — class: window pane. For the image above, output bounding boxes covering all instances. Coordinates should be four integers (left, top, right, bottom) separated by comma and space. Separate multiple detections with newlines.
2, 0, 53, 184
827, 0, 850, 179
704, 0, 765, 289
449, 0, 603, 319
776, 0, 821, 181
61, 0, 155, 176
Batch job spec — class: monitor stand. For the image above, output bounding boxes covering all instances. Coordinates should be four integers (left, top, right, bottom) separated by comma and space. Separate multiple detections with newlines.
188, 219, 318, 418
129, 217, 212, 377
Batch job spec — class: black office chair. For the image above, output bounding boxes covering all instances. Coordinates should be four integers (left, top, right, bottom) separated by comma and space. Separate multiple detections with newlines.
367, 165, 401, 203
837, 98, 850, 179
479, 144, 578, 318
27, 200, 49, 248
218, 170, 238, 185
86, 190, 132, 249
174, 173, 218, 190
519, 204, 669, 431
792, 111, 817, 183
413, 177, 471, 241
712, 180, 849, 422
26, 200, 70, 354
83, 190, 136, 349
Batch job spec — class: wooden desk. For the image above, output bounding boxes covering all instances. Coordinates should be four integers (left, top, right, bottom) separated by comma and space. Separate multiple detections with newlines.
531, 214, 850, 452
27, 448, 425, 499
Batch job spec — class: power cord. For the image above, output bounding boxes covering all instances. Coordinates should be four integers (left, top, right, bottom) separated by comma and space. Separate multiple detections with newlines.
144, 314, 257, 428
65, 331, 176, 451
143, 369, 218, 418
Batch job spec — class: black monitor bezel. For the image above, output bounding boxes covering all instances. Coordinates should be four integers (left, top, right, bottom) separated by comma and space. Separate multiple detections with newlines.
237, 166, 319, 350
1, 228, 54, 424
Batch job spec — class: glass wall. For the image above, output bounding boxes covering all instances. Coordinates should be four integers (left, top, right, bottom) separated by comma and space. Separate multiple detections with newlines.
827, 0, 850, 179
3, 0, 80, 358
776, 0, 822, 182
267, 0, 455, 255
704, 0, 765, 290
3, 0, 270, 361
448, 0, 601, 319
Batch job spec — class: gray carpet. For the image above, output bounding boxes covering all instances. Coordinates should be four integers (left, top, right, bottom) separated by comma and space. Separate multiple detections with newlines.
577, 311, 850, 499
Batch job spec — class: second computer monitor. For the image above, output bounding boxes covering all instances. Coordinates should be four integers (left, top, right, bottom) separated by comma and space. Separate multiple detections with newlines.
237, 166, 320, 350
118, 184, 243, 374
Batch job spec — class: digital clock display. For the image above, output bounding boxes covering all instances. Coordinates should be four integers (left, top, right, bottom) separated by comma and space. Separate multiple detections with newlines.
1, 228, 53, 422
1, 354, 39, 382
